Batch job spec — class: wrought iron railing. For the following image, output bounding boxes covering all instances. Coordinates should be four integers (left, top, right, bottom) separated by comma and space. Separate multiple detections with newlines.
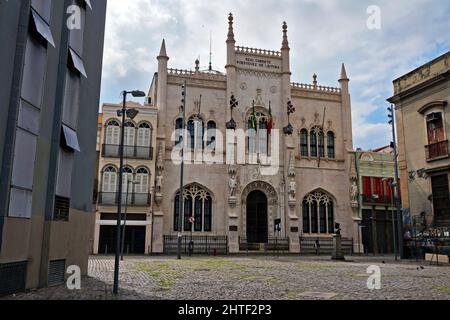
102, 144, 154, 160
98, 192, 151, 206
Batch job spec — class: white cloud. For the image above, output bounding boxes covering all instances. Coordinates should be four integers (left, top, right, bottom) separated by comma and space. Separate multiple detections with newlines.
100, 0, 450, 150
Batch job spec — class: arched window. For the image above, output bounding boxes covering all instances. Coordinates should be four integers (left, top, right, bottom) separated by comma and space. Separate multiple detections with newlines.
102, 166, 117, 193
318, 131, 325, 158
175, 118, 183, 145
124, 122, 136, 146
187, 118, 204, 152
137, 123, 152, 147
247, 112, 269, 156
310, 129, 318, 158
302, 191, 335, 234
310, 126, 324, 159
300, 129, 308, 157
207, 121, 217, 150
121, 167, 134, 193
173, 185, 213, 232
327, 132, 335, 159
135, 168, 149, 194
105, 120, 120, 145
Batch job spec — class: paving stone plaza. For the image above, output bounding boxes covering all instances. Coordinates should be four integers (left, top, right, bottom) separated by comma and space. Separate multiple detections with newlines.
3, 256, 450, 300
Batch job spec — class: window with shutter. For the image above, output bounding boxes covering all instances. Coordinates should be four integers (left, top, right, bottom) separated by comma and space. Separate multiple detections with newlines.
137, 123, 151, 147
105, 120, 120, 145
135, 168, 149, 194
102, 166, 117, 193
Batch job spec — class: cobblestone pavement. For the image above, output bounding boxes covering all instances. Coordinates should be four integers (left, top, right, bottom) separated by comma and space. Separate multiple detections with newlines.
3, 255, 450, 300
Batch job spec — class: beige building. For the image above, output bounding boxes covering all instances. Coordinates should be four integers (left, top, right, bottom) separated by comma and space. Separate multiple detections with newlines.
94, 102, 158, 255
140, 14, 360, 254
388, 51, 450, 229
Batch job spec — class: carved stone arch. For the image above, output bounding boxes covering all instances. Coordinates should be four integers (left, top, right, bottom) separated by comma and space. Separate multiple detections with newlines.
173, 182, 216, 202
241, 181, 279, 239
301, 188, 337, 206
242, 181, 278, 205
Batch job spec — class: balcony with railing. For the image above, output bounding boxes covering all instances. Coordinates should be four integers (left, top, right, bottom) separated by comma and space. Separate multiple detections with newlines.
426, 140, 449, 161
362, 194, 393, 205
102, 144, 154, 160
98, 192, 152, 206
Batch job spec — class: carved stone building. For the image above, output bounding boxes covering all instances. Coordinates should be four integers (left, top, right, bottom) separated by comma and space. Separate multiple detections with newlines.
95, 14, 359, 254
142, 14, 359, 254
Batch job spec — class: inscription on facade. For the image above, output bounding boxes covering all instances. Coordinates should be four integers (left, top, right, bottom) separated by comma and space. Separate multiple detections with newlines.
236, 54, 281, 73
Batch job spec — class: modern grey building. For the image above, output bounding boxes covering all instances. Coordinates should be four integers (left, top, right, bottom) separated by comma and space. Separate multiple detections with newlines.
0, 0, 107, 294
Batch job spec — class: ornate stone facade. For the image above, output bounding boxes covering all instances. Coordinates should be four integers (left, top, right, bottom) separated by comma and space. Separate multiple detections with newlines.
146, 14, 359, 254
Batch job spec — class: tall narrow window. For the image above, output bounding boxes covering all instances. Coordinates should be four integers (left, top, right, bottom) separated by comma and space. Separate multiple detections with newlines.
124, 122, 135, 146
187, 120, 195, 151
300, 129, 308, 157
184, 197, 193, 232
174, 194, 180, 231
102, 166, 117, 193
121, 167, 134, 194
318, 131, 325, 158
175, 118, 183, 146
135, 168, 149, 194
327, 132, 335, 159
204, 196, 212, 232
310, 130, 318, 158
303, 200, 310, 233
137, 123, 152, 147
105, 120, 120, 145
207, 121, 217, 150
248, 119, 256, 154
259, 120, 268, 155
194, 197, 203, 231
319, 201, 327, 233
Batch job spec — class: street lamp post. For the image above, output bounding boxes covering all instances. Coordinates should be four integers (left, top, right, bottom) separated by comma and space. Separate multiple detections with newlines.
113, 90, 145, 295
388, 104, 404, 260
121, 179, 138, 261
177, 81, 187, 260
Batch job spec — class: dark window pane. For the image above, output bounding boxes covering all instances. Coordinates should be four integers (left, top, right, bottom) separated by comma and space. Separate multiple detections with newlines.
310, 131, 317, 158
194, 197, 203, 231
184, 198, 192, 232
319, 202, 326, 233
327, 132, 335, 159
61, 125, 80, 152
30, 8, 55, 47
328, 203, 334, 233
300, 130, 308, 157
68, 48, 87, 78
318, 132, 325, 158
311, 202, 318, 233
173, 195, 180, 231
303, 201, 310, 233
204, 197, 212, 232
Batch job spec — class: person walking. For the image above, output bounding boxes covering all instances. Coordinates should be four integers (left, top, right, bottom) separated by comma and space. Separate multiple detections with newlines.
314, 238, 321, 256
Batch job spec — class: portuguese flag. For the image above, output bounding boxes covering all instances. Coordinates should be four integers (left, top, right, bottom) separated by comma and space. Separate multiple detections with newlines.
267, 101, 273, 135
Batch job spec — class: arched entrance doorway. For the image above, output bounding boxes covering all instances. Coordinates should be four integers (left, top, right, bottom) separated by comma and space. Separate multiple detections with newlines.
246, 190, 268, 243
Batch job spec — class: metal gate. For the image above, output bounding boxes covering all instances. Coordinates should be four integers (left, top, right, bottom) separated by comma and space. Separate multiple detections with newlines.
0, 261, 27, 296
48, 260, 66, 287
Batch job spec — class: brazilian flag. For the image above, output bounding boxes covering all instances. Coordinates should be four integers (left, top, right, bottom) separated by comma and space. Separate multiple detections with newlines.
251, 100, 257, 131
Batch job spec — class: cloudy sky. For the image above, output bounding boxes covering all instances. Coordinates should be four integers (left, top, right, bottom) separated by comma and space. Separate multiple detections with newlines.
99, 0, 450, 150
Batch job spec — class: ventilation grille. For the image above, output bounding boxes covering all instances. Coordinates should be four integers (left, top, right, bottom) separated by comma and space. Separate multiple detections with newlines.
0, 261, 27, 296
48, 260, 65, 287
54, 196, 70, 221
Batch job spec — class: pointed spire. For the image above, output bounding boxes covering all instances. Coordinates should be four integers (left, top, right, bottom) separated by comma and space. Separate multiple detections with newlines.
158, 39, 168, 59
227, 13, 235, 43
282, 21, 289, 50
340, 63, 349, 81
